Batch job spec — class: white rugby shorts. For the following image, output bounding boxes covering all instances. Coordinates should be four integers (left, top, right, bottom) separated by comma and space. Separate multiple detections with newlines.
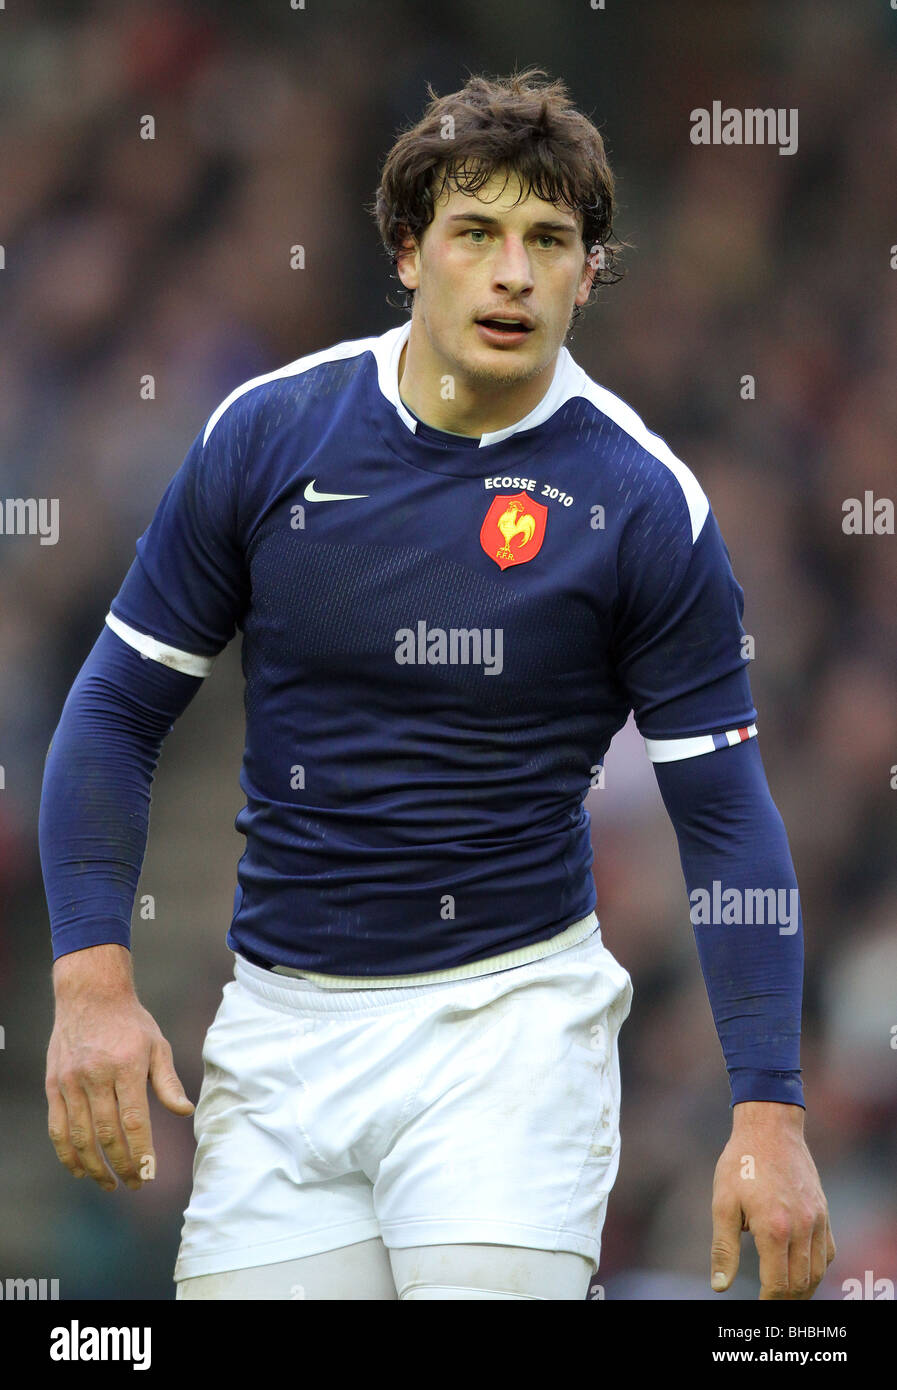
174, 913, 633, 1281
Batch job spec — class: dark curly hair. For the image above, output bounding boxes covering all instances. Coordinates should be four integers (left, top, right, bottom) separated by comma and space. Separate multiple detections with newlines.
368, 67, 625, 320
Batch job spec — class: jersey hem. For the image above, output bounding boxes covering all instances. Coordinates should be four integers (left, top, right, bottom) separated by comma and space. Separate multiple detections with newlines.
264, 911, 599, 988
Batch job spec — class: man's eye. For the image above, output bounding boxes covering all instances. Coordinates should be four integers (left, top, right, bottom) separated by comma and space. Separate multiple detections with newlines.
461, 229, 559, 248
463, 230, 559, 248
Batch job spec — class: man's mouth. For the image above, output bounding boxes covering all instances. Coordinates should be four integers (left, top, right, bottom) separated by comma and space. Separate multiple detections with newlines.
475, 316, 534, 334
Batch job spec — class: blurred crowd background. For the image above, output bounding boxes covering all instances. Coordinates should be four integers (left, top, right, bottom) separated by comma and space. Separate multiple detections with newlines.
1, 0, 895, 1299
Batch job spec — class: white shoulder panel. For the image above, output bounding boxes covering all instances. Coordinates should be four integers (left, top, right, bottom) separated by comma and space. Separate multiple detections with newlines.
577, 377, 710, 542
202, 332, 388, 447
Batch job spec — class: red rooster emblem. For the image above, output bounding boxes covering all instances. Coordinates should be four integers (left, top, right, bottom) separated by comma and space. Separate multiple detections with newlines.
480, 492, 548, 570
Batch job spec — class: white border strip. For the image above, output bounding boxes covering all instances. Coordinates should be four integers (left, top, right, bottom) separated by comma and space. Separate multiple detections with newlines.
645, 724, 758, 763
105, 611, 215, 678
202, 333, 383, 446
577, 378, 710, 542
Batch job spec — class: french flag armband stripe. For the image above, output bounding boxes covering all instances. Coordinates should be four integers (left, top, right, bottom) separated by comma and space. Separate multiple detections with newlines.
104, 612, 215, 678
644, 723, 758, 763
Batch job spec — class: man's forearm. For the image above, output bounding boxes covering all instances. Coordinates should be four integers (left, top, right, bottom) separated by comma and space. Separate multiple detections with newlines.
653, 737, 805, 1108
39, 625, 203, 961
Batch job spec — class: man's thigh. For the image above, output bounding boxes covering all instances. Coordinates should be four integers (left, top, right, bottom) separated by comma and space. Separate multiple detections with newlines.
174, 1239, 593, 1299
175, 1238, 397, 1300
389, 1243, 595, 1300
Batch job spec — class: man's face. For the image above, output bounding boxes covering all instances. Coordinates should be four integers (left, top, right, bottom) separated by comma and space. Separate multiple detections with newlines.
396, 167, 595, 389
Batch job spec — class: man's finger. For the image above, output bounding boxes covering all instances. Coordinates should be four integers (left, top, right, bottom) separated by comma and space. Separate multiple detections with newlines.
755, 1223, 791, 1300
786, 1224, 815, 1299
710, 1199, 744, 1292
47, 1083, 86, 1178
82, 1078, 141, 1187
148, 1038, 194, 1116
808, 1220, 830, 1293
56, 1077, 116, 1190
114, 1075, 156, 1186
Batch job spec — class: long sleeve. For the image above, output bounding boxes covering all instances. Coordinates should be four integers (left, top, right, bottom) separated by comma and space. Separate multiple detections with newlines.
40, 386, 252, 961
604, 457, 803, 1106
39, 624, 206, 960
652, 735, 804, 1108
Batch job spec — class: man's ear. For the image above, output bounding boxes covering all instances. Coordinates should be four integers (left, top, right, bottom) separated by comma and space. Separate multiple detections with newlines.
395, 224, 420, 291
575, 245, 599, 307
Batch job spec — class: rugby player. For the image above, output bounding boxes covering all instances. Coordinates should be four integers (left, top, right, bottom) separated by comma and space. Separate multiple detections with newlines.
40, 69, 834, 1300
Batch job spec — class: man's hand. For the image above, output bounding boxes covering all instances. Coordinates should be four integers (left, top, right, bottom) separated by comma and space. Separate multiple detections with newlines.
710, 1100, 835, 1299
46, 943, 194, 1192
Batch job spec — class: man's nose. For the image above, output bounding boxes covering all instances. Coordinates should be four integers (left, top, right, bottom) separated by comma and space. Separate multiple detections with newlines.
491, 238, 535, 294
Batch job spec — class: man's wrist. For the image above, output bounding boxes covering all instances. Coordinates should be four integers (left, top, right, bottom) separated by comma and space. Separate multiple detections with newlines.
52, 942, 135, 1001
731, 1099, 805, 1134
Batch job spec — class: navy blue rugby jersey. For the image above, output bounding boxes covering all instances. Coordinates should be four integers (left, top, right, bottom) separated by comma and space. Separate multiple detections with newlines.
105, 319, 758, 974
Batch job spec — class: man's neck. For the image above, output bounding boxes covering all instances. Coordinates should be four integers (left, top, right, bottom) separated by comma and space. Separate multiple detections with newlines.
397, 327, 557, 438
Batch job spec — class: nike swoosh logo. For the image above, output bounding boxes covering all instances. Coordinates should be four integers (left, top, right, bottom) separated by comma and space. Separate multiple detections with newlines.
304, 480, 369, 502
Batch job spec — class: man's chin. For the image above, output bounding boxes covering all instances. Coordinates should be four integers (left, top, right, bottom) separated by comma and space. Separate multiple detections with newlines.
460, 339, 549, 386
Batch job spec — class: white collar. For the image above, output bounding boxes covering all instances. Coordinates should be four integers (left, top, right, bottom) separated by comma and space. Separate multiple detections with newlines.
374, 319, 586, 447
